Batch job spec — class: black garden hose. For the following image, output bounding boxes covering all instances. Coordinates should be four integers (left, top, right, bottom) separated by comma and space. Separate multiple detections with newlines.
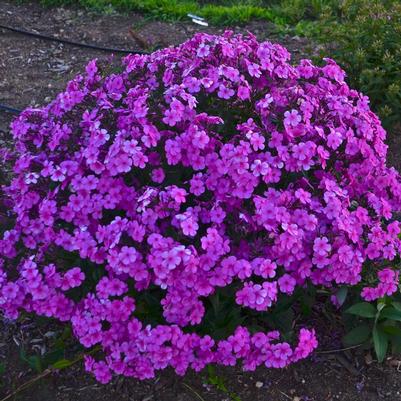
0, 23, 151, 115
0, 104, 22, 114
0, 23, 148, 54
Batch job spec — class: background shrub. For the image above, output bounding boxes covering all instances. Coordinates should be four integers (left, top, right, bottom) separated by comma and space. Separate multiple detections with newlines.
292, 0, 401, 132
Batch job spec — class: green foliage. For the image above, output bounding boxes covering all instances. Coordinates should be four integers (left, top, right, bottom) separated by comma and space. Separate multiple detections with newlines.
17, 324, 101, 375
18, 326, 73, 373
39, 0, 285, 26
343, 324, 371, 346
296, 0, 401, 132
205, 365, 242, 401
200, 290, 246, 340
343, 298, 401, 362
373, 325, 388, 363
272, 0, 338, 24
0, 361, 6, 386
52, 358, 76, 369
188, 284, 315, 343
345, 302, 376, 318
335, 286, 348, 307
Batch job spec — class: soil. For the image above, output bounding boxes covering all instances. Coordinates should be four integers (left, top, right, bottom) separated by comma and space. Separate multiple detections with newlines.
2, 314, 401, 401
1, 1, 401, 400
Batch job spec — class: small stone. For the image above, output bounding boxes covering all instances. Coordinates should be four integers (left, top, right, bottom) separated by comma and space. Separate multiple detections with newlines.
293, 397, 301, 401
255, 381, 263, 388
365, 353, 373, 365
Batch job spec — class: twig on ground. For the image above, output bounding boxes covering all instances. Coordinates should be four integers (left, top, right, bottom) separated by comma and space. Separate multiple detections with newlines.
278, 389, 293, 400
182, 382, 206, 401
0, 369, 52, 401
317, 344, 362, 354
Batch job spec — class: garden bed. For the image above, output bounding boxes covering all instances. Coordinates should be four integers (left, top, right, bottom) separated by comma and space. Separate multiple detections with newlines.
1, 1, 401, 400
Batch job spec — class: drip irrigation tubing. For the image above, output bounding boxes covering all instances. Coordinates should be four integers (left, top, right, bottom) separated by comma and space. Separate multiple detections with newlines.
0, 23, 148, 54
0, 23, 150, 115
0, 104, 22, 114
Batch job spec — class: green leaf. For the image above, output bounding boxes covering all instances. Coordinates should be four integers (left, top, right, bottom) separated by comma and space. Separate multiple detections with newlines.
42, 348, 64, 367
343, 324, 371, 346
390, 330, 401, 354
28, 356, 42, 373
52, 359, 74, 370
336, 286, 348, 307
377, 302, 386, 313
300, 293, 314, 316
19, 350, 42, 373
392, 340, 401, 355
345, 302, 376, 318
381, 325, 401, 337
207, 364, 216, 378
54, 327, 71, 350
373, 326, 388, 363
380, 307, 401, 322
392, 301, 401, 312
268, 308, 294, 335
210, 293, 220, 315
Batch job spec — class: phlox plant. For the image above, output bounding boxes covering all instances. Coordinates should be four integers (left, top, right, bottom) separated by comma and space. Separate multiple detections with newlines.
1, 31, 401, 383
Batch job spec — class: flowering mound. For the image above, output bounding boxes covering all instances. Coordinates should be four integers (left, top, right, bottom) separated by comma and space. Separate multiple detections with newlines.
1, 32, 401, 382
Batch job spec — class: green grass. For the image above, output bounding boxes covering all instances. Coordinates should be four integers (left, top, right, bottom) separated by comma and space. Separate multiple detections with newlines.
37, 0, 343, 27
39, 0, 289, 26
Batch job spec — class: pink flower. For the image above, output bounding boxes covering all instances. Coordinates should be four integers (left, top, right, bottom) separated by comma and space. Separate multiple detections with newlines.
170, 187, 187, 204
163, 109, 181, 127
278, 274, 296, 294
180, 215, 199, 237
62, 267, 85, 290
190, 174, 205, 196
251, 160, 269, 176
313, 237, 331, 256
93, 362, 112, 384
249, 133, 265, 151
152, 168, 165, 184
162, 249, 181, 270
327, 130, 343, 150
284, 109, 302, 127
51, 166, 66, 182
378, 268, 396, 284
218, 85, 235, 99
295, 189, 311, 204
197, 43, 210, 58
25, 172, 39, 184
246, 61, 261, 78
237, 86, 250, 100
254, 259, 276, 279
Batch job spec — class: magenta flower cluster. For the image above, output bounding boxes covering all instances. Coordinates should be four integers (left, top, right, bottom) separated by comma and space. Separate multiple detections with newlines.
361, 268, 400, 301
1, 31, 401, 383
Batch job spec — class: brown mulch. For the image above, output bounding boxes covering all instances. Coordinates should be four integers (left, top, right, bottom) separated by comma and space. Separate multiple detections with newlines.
1, 1, 401, 400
